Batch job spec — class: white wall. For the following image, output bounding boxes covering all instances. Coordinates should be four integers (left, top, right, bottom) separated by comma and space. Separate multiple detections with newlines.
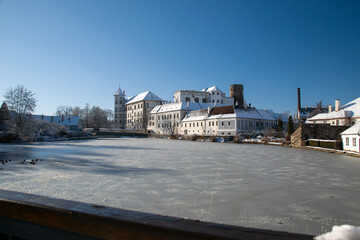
342, 135, 360, 152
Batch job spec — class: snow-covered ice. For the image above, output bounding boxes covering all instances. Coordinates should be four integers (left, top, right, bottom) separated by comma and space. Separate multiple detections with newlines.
315, 225, 360, 240
0, 138, 360, 236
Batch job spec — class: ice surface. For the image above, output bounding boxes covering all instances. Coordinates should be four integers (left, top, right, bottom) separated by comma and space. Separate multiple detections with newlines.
315, 225, 360, 240
0, 138, 360, 235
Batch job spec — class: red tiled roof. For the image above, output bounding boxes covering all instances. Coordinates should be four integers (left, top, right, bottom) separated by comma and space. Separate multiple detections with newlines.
209, 105, 234, 115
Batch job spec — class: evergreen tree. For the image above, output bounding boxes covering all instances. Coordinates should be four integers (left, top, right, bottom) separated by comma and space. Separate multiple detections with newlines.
0, 102, 11, 131
288, 116, 294, 135
277, 118, 283, 132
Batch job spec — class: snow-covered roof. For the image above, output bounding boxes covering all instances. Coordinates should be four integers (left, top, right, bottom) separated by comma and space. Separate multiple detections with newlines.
114, 87, 125, 96
151, 102, 200, 114
32, 115, 80, 126
182, 109, 208, 122
207, 113, 235, 120
181, 106, 278, 122
205, 86, 222, 93
265, 110, 289, 122
342, 97, 360, 118
150, 102, 232, 114
340, 122, 360, 135
307, 109, 351, 121
307, 97, 360, 121
234, 108, 275, 121
125, 91, 163, 105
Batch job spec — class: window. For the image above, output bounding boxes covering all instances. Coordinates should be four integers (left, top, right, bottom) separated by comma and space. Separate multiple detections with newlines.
195, 98, 199, 103
185, 97, 190, 102
147, 103, 149, 108
217, 100, 219, 103
353, 138, 357, 146
202, 99, 207, 103
346, 137, 349, 146
228, 121, 230, 126
217, 92, 219, 95
222, 122, 224, 126
201, 122, 203, 127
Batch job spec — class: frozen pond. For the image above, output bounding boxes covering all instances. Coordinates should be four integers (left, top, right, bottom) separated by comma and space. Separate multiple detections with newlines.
0, 138, 359, 235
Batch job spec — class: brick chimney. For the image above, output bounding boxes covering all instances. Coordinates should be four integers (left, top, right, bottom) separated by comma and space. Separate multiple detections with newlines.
297, 88, 301, 120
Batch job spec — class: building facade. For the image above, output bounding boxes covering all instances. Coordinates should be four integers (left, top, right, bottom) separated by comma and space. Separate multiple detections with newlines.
114, 87, 126, 129
306, 97, 360, 126
125, 91, 163, 131
148, 102, 209, 135
179, 105, 277, 136
173, 86, 234, 106
340, 122, 360, 153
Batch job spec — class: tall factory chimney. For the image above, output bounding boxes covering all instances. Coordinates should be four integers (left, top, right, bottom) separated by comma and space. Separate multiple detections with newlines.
230, 84, 244, 108
297, 88, 301, 120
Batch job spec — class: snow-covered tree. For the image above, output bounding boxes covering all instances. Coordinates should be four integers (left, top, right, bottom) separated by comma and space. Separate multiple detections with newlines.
4, 85, 37, 118
3, 85, 37, 141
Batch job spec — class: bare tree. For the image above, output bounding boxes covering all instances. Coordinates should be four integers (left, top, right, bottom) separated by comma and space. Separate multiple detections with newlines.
158, 118, 177, 136
89, 106, 108, 129
71, 106, 84, 118
3, 85, 37, 141
55, 105, 72, 116
4, 85, 37, 118
83, 103, 90, 128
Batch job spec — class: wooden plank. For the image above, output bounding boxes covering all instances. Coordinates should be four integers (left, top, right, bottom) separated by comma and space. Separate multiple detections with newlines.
0, 189, 314, 240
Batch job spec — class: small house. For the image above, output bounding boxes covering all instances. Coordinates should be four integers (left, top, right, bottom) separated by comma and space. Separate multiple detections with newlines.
340, 122, 360, 153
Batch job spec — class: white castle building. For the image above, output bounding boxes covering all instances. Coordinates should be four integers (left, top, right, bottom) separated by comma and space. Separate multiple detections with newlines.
114, 87, 126, 129
114, 84, 286, 135
173, 86, 234, 105
113, 87, 163, 130
179, 105, 279, 136
125, 91, 163, 130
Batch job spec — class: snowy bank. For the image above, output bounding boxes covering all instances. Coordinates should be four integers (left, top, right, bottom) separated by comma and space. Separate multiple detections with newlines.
315, 225, 360, 240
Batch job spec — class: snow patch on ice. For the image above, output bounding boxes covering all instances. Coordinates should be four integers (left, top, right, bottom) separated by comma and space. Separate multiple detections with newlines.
314, 225, 360, 240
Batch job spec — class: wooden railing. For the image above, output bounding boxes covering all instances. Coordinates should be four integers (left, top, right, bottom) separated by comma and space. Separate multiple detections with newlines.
0, 189, 314, 240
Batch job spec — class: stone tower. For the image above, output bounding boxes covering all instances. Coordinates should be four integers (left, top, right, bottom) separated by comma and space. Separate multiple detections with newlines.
114, 87, 126, 129
230, 84, 245, 108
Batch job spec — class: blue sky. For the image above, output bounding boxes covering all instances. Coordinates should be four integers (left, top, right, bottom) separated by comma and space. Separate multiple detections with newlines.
0, 0, 359, 115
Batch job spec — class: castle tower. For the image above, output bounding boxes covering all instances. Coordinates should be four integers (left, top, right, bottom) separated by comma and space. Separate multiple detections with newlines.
114, 87, 126, 129
230, 84, 245, 108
